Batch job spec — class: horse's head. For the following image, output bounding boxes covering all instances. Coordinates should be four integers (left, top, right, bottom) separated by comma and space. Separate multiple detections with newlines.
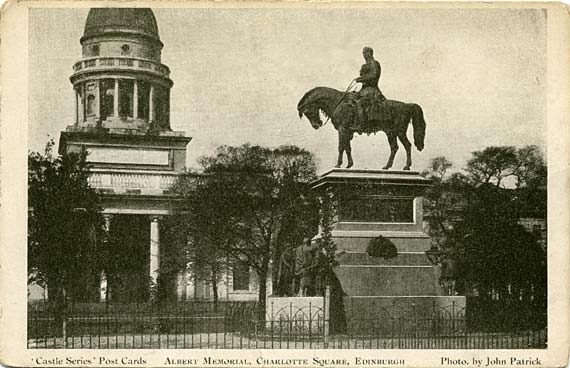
297, 87, 343, 130
297, 103, 323, 130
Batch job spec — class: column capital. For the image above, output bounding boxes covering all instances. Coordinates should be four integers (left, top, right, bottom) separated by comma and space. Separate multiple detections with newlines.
150, 215, 163, 222
103, 214, 113, 232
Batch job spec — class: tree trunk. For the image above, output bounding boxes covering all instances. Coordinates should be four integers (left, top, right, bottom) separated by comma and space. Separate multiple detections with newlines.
211, 266, 219, 313
258, 236, 273, 318
272, 254, 280, 296
61, 283, 68, 347
258, 268, 268, 320
48, 274, 66, 337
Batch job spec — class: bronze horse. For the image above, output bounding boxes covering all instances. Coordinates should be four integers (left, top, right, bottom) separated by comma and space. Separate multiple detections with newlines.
297, 87, 426, 170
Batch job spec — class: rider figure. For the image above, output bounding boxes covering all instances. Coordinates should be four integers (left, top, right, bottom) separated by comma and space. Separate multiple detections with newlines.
356, 47, 386, 123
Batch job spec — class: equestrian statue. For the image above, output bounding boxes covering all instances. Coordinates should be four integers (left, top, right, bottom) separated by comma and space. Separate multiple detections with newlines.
297, 47, 426, 170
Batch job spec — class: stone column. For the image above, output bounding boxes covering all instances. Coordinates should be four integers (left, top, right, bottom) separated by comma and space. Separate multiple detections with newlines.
133, 80, 139, 119
74, 88, 79, 125
149, 215, 161, 300
165, 89, 171, 129
100, 214, 113, 302
113, 79, 119, 118
94, 80, 101, 121
79, 84, 85, 123
149, 84, 155, 122
176, 270, 186, 301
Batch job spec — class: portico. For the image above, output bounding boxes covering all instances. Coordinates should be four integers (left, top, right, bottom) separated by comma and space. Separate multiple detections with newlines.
97, 211, 167, 302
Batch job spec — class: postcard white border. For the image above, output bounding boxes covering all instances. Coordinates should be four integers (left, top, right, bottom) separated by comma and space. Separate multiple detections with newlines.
1, 2, 568, 367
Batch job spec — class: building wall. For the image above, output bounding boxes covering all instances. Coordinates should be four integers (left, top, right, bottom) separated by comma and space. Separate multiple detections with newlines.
28, 283, 48, 302
175, 266, 272, 302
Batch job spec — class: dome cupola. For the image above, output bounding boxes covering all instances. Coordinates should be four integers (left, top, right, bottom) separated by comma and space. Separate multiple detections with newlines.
70, 8, 173, 133
83, 8, 160, 41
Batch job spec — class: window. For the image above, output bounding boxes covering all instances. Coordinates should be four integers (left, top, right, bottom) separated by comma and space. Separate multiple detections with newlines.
121, 44, 131, 53
148, 45, 157, 59
84, 83, 96, 116
232, 263, 250, 291
137, 80, 150, 119
99, 79, 115, 120
154, 85, 169, 128
86, 94, 95, 115
92, 44, 100, 56
119, 80, 134, 118
532, 224, 543, 237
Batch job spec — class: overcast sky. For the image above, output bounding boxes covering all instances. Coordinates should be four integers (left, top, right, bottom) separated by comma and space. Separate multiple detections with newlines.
29, 7, 546, 173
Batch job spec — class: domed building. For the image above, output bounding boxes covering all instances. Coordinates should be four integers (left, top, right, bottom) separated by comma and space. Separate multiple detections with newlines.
59, 8, 188, 302
56, 8, 260, 303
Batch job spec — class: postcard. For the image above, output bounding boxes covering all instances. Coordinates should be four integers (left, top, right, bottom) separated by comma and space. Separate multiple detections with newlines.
1, 1, 568, 367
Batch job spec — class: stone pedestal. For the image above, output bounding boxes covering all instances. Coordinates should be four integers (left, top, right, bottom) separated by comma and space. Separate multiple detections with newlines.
311, 169, 465, 319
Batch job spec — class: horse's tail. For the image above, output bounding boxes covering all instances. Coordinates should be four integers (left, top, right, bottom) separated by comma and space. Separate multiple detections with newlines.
410, 104, 426, 151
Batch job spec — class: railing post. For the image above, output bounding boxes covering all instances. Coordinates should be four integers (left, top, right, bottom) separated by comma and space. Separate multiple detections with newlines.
452, 301, 456, 336
412, 303, 416, 348
309, 301, 312, 348
324, 285, 330, 346
270, 301, 274, 349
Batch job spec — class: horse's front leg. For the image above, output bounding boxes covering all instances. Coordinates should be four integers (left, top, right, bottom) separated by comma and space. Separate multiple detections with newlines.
382, 132, 398, 170
335, 132, 344, 168
398, 133, 413, 170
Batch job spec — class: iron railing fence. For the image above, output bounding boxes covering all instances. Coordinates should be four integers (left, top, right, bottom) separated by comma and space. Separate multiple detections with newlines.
27, 301, 547, 349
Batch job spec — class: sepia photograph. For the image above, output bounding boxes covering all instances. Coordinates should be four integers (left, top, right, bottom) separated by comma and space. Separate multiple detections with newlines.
1, 1, 569, 367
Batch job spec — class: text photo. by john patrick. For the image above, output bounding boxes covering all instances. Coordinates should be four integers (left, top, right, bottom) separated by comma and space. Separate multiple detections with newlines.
28, 7, 546, 349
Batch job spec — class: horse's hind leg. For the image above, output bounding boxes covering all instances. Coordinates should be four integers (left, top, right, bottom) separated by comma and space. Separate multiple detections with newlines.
335, 152, 343, 168
346, 131, 354, 168
398, 133, 413, 170
382, 132, 398, 170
